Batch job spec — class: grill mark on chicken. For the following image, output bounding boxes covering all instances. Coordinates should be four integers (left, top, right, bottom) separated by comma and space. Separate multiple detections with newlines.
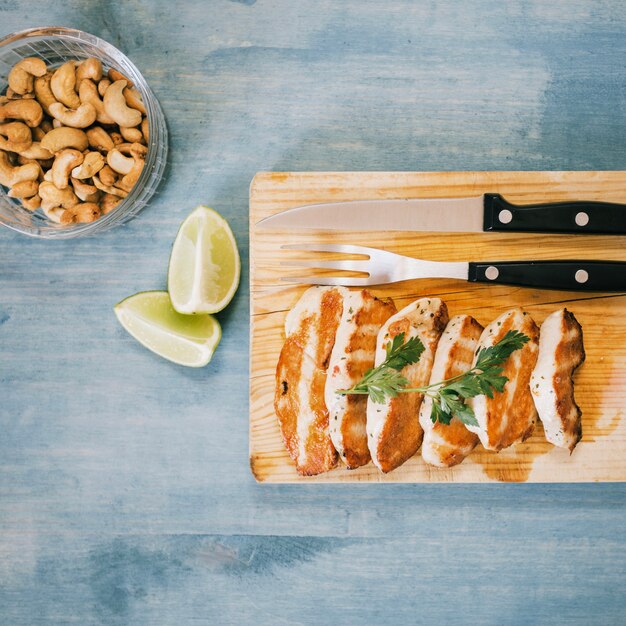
531, 308, 585, 452
367, 298, 449, 473
420, 314, 483, 468
326, 289, 397, 469
274, 286, 346, 476
466, 308, 540, 451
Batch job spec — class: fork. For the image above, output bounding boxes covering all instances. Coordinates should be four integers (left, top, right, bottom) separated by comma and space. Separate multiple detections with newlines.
280, 244, 626, 291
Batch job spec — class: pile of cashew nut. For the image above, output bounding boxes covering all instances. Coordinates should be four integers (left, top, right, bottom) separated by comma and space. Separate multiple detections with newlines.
0, 57, 149, 225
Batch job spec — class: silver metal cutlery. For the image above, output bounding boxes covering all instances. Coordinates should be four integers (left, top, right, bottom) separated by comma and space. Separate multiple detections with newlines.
280, 243, 626, 291
258, 194, 626, 235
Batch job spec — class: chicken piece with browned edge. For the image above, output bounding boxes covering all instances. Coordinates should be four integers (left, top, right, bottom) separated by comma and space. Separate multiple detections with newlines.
367, 298, 448, 473
466, 308, 539, 451
420, 314, 484, 467
325, 289, 396, 469
531, 308, 585, 452
275, 286, 347, 476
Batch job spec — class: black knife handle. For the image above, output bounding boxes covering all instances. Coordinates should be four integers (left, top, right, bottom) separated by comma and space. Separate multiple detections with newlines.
468, 260, 626, 291
483, 193, 626, 234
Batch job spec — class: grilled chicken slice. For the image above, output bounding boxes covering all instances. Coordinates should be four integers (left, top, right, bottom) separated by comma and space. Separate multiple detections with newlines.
530, 308, 585, 452
325, 289, 396, 469
419, 314, 483, 468
275, 286, 347, 475
466, 308, 540, 451
367, 298, 448, 473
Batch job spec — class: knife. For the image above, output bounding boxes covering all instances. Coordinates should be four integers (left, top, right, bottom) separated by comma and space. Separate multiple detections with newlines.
256, 194, 626, 234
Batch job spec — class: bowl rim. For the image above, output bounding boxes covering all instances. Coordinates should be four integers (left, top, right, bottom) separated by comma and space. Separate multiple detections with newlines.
0, 26, 168, 239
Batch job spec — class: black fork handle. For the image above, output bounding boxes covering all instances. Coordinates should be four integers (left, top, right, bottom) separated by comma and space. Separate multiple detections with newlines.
469, 260, 626, 291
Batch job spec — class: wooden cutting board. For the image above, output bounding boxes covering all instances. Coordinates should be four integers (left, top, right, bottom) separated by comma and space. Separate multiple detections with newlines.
249, 171, 626, 483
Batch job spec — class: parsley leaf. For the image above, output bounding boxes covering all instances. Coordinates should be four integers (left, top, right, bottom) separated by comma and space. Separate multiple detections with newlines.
338, 332, 424, 403
339, 327, 530, 428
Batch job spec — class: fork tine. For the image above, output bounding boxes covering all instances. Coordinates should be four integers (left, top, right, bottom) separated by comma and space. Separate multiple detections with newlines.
279, 259, 370, 272
280, 242, 376, 286
281, 243, 373, 256
280, 276, 373, 287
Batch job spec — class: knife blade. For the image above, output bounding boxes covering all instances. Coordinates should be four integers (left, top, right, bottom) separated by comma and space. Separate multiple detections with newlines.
256, 194, 626, 234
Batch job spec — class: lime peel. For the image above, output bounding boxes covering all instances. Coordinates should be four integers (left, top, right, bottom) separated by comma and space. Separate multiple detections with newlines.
168, 205, 241, 315
114, 291, 221, 367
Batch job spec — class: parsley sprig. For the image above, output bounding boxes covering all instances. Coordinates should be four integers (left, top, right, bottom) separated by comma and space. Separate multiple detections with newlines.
338, 330, 530, 427
344, 333, 425, 404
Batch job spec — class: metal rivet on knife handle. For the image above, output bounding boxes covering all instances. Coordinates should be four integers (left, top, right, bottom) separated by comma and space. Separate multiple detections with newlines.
575, 212, 590, 227
498, 209, 513, 224
485, 266, 500, 280
575, 269, 589, 283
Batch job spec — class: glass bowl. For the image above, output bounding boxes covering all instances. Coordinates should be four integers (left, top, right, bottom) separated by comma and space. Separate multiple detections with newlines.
0, 26, 168, 239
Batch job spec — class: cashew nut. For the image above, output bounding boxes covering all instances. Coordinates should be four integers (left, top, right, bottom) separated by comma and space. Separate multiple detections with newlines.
106, 143, 146, 190
118, 154, 145, 192
97, 78, 111, 97
117, 142, 147, 158
123, 87, 146, 114
41, 127, 89, 153
103, 80, 142, 127
42, 206, 65, 223
78, 79, 114, 125
107, 148, 134, 175
17, 141, 53, 160
49, 102, 97, 128
71, 150, 104, 179
61, 202, 101, 224
60, 208, 75, 224
21, 193, 41, 211
76, 202, 101, 222
38, 180, 79, 209
50, 61, 81, 109
71, 177, 100, 202
32, 126, 46, 141
75, 58, 103, 87
119, 126, 143, 143
92, 173, 128, 198
8, 58, 47, 95
0, 99, 44, 127
86, 126, 114, 153
0, 149, 40, 186
7, 179, 39, 198
50, 149, 84, 189
141, 117, 149, 142
15, 156, 45, 177
40, 119, 53, 134
7, 87, 36, 100
110, 131, 123, 146
33, 73, 57, 115
0, 122, 33, 152
108, 68, 133, 88
101, 192, 121, 214
98, 164, 118, 186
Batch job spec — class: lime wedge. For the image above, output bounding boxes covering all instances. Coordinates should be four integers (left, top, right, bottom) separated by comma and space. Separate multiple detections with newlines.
167, 206, 240, 314
114, 291, 221, 367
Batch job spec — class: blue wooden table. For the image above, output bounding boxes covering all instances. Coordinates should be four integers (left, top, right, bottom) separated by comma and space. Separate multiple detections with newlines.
1, 2, 625, 624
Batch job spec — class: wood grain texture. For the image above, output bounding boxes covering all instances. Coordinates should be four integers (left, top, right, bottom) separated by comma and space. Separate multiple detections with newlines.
1, 1, 626, 624
250, 171, 626, 482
